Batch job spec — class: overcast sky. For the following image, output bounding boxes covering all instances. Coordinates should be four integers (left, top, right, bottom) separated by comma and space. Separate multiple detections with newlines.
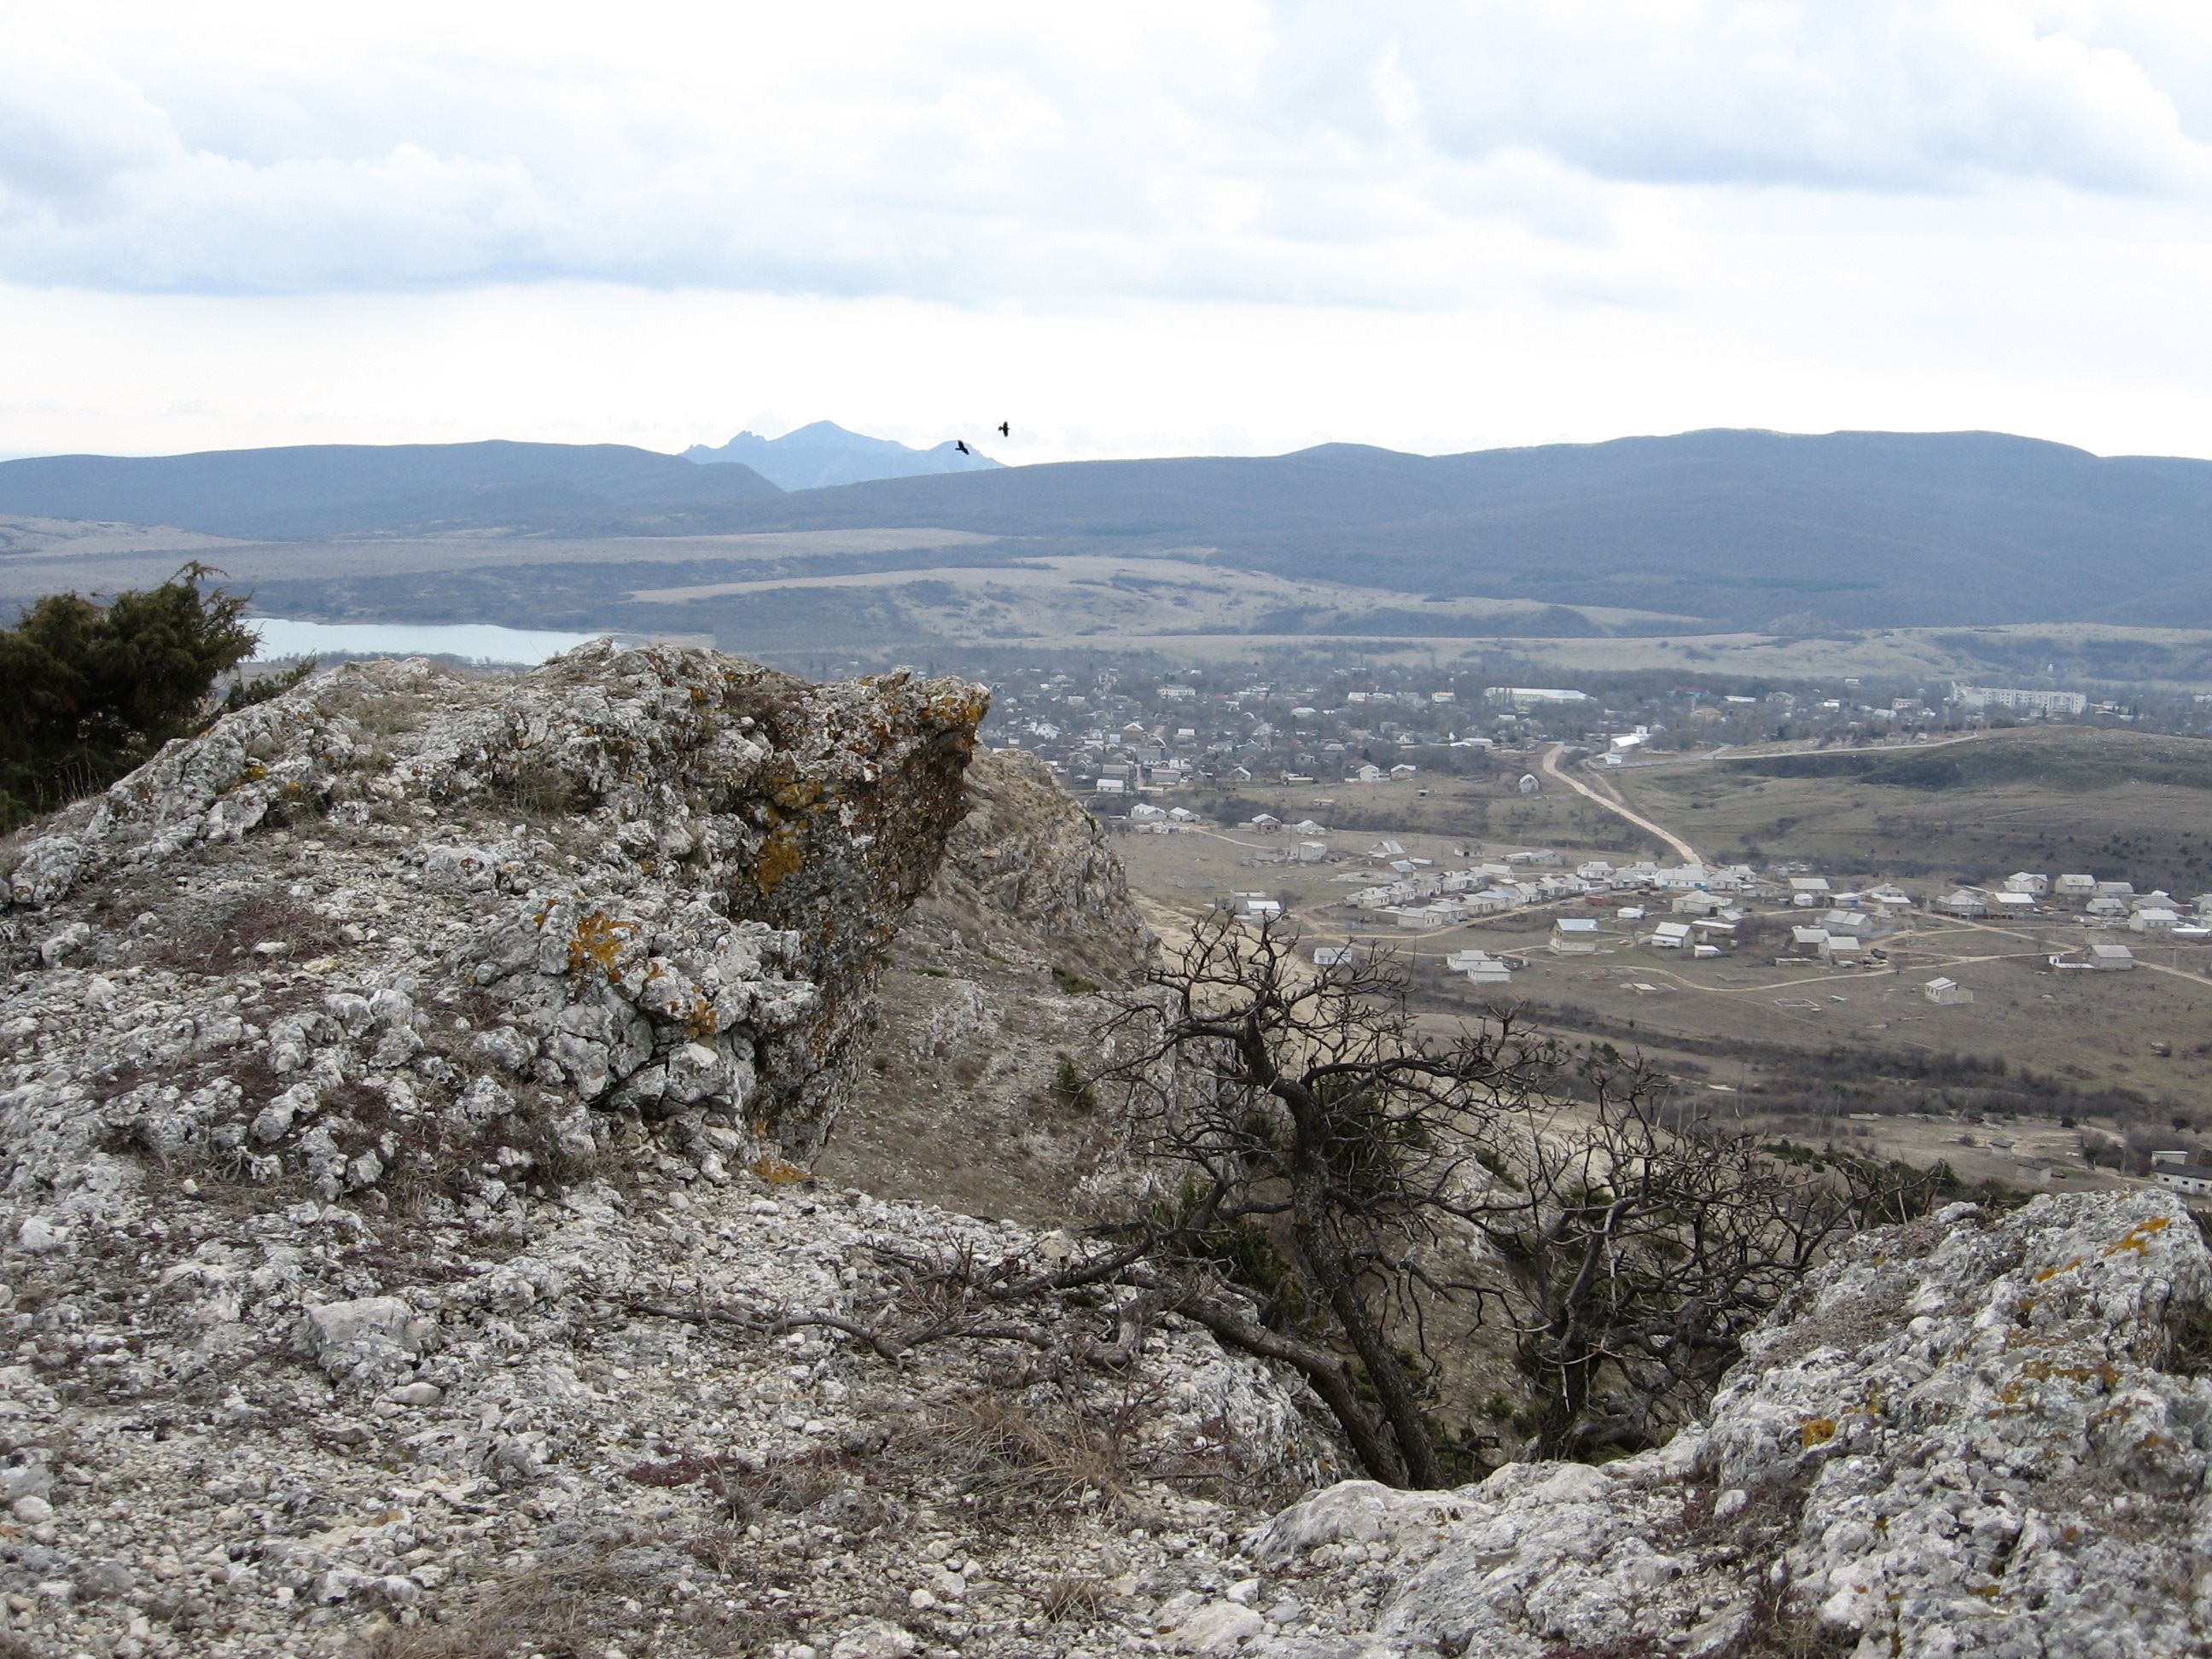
5, 1, 2212, 463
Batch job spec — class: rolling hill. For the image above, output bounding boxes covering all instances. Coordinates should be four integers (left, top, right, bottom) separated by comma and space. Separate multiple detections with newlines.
0, 441, 781, 539
4, 428, 2212, 631
690, 429, 2212, 630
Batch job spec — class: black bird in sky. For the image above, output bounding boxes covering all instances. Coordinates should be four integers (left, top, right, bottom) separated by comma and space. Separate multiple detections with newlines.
998, 422, 1010, 437
954, 439, 969, 455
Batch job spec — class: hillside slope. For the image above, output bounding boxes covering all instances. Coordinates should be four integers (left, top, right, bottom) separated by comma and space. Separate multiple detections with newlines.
707, 428, 2212, 629
9, 428, 2212, 629
0, 440, 782, 538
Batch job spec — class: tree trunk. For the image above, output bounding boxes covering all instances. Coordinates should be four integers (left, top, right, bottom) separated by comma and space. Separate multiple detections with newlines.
1168, 1289, 1410, 1487
1277, 1078, 1447, 1489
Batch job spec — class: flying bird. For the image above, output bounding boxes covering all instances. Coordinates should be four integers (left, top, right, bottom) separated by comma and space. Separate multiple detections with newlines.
955, 439, 969, 455
998, 422, 1010, 437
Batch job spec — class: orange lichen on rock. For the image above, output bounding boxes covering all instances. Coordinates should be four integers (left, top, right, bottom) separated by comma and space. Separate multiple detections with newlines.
2104, 1217, 2171, 1257
566, 910, 636, 981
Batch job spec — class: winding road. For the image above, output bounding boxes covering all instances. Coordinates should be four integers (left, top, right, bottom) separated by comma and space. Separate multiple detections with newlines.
1539, 743, 1700, 865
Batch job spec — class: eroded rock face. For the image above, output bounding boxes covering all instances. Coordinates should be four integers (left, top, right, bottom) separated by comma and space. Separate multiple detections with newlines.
927, 747, 1152, 988
818, 747, 1156, 1221
0, 642, 987, 1210
1248, 1190, 2212, 1659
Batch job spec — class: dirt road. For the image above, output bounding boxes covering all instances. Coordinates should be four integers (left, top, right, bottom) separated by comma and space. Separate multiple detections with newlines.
1540, 743, 1701, 865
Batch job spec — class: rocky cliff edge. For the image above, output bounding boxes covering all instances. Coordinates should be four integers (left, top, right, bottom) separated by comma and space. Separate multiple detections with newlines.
3, 641, 989, 1204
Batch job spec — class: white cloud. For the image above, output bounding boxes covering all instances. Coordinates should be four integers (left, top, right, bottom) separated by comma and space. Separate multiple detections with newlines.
3, 2, 2212, 465
0, 1, 2205, 300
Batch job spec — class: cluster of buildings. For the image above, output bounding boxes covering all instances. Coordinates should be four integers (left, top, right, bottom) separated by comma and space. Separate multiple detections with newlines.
1295, 841, 2212, 997
1933, 871, 2212, 940
968, 656, 2161, 811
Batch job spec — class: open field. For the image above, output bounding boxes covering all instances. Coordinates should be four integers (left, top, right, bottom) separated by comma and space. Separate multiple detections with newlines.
9, 515, 2212, 687
1610, 725, 2212, 889
1112, 754, 2212, 1197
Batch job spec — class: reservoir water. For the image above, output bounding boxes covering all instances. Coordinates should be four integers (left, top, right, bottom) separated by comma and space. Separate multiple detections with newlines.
247, 618, 609, 666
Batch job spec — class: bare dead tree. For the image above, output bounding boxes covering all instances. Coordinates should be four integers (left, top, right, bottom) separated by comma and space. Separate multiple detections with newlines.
1096, 910, 1569, 1487
1091, 911, 1906, 1487
1458, 1062, 1868, 1460
643, 913, 1919, 1493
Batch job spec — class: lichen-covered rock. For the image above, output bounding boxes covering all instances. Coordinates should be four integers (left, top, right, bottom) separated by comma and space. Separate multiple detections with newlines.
0, 642, 986, 1212
1247, 1190, 2212, 1659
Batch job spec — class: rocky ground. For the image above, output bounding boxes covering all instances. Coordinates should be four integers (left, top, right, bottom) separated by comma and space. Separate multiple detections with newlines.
0, 649, 1345, 1657
1249, 1187, 2212, 1658
5, 647, 2212, 1658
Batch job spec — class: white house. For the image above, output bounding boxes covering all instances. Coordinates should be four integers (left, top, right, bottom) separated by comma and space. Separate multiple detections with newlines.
1392, 905, 1454, 932
1312, 945, 1360, 969
1819, 934, 1867, 964
2092, 943, 2136, 970
1649, 922, 1693, 950
1550, 918, 1603, 955
1790, 925, 1831, 954
2130, 908, 2181, 934
2053, 873, 2098, 899
2155, 1164, 2212, 1198
1296, 841, 1330, 864
1447, 950, 1513, 985
1923, 977, 1974, 1005
1937, 890, 1989, 917
1128, 802, 1167, 824
1821, 910, 1873, 936
2004, 872, 2050, 895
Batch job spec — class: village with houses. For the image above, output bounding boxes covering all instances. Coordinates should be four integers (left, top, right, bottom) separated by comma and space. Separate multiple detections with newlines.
964, 655, 2212, 1211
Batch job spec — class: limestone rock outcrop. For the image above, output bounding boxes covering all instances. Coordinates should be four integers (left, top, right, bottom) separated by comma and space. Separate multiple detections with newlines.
1247, 1189, 2212, 1658
925, 746, 1152, 988
1, 643, 986, 1211
0, 647, 1336, 1658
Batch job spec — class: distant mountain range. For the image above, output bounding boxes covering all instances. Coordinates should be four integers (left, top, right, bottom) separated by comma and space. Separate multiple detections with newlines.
4, 427, 2211, 630
0, 440, 780, 539
684, 421, 1000, 490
